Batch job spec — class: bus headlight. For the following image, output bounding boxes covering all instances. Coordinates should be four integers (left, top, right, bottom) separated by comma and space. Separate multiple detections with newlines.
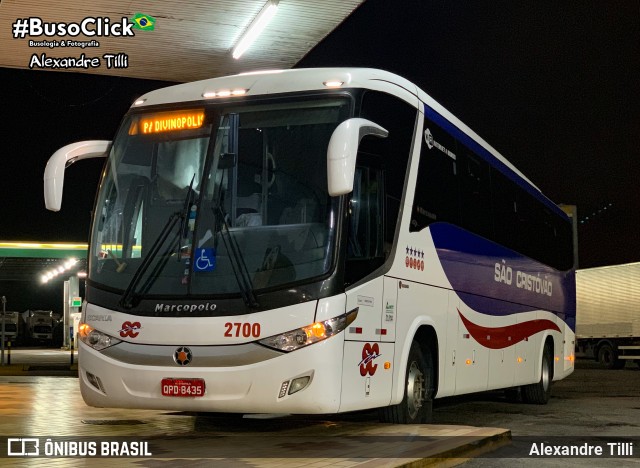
258, 308, 358, 352
78, 322, 121, 351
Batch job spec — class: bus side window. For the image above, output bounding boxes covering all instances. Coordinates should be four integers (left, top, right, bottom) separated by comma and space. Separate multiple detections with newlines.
491, 167, 573, 271
348, 165, 384, 260
491, 168, 519, 248
411, 120, 459, 232
458, 150, 492, 239
359, 91, 415, 248
345, 90, 416, 286
345, 163, 384, 286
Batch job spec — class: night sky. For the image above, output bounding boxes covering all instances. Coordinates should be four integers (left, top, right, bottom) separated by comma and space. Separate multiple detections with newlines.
1, 0, 639, 273
298, 0, 640, 268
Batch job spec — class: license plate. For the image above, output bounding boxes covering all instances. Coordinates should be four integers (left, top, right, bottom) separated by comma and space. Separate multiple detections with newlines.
161, 378, 205, 397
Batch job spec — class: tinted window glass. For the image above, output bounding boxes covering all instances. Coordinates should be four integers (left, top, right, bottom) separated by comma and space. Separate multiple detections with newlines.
458, 149, 492, 239
411, 119, 459, 232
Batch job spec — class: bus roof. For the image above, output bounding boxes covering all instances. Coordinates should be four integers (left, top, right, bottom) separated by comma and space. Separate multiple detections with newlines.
134, 68, 419, 107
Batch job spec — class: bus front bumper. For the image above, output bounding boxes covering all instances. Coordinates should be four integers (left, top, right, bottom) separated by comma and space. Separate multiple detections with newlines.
78, 335, 345, 414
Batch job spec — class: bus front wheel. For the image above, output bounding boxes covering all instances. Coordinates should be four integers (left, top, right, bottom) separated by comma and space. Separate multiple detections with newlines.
379, 341, 433, 424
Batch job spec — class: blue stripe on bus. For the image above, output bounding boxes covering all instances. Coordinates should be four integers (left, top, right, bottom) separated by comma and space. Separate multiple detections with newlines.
430, 223, 576, 330
423, 103, 569, 221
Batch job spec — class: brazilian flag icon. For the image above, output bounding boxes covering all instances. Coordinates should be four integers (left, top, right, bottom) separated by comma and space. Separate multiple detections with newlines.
131, 13, 156, 31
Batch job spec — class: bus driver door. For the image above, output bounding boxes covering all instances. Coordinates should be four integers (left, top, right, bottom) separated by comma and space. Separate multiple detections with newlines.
340, 161, 395, 412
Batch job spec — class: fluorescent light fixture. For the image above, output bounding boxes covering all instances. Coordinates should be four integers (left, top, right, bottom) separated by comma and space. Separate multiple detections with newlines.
232, 0, 279, 59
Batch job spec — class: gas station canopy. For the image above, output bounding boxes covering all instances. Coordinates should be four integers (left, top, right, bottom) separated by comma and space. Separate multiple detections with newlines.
0, 243, 87, 282
0, 1, 366, 282
0, 0, 365, 82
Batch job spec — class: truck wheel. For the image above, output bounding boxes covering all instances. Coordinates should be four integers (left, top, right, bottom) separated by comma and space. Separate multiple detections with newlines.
522, 345, 553, 404
597, 343, 624, 369
379, 341, 433, 423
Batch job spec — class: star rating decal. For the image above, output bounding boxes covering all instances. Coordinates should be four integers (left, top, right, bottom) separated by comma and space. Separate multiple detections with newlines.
405, 246, 425, 271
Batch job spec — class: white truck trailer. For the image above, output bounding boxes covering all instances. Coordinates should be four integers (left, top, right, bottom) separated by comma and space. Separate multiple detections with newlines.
1, 311, 21, 344
576, 262, 640, 368
24, 310, 54, 345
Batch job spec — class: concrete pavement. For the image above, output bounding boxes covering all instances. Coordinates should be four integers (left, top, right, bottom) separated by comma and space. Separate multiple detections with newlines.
0, 348, 510, 467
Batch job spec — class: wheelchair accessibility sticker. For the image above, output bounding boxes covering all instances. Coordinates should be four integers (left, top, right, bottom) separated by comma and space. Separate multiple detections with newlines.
194, 248, 216, 272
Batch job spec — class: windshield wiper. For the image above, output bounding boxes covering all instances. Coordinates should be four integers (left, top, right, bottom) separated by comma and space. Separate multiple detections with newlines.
118, 213, 181, 309
119, 177, 196, 310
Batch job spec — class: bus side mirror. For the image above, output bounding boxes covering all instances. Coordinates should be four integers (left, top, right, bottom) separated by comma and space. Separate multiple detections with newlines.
44, 140, 111, 211
326, 118, 388, 196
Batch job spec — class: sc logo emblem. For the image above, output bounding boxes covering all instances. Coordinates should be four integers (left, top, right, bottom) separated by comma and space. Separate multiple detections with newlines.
359, 343, 381, 376
119, 321, 141, 338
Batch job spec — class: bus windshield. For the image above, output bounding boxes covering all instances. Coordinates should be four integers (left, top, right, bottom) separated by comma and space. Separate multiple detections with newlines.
89, 97, 350, 305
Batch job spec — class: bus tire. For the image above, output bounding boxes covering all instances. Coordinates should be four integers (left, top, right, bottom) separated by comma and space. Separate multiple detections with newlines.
379, 341, 433, 424
522, 345, 553, 404
597, 343, 624, 369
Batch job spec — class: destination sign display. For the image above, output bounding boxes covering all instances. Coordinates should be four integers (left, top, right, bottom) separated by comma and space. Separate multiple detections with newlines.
133, 109, 205, 134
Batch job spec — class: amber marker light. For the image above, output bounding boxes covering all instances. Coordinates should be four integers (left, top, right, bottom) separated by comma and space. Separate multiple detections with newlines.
384, 362, 391, 370
307, 322, 326, 339
78, 322, 93, 338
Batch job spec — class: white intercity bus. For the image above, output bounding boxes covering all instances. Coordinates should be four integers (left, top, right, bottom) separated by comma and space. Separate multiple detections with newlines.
44, 68, 575, 423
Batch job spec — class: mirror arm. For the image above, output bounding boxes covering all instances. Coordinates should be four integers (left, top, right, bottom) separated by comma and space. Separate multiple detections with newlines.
326, 118, 388, 196
44, 140, 111, 211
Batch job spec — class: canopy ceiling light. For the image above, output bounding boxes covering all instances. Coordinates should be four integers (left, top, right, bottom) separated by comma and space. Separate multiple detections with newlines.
40, 257, 79, 283
232, 0, 279, 59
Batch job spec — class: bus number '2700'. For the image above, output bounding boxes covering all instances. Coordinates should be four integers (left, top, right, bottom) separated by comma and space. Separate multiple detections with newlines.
224, 322, 261, 338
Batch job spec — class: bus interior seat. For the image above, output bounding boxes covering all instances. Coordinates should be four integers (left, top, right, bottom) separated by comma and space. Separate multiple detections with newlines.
236, 193, 262, 226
